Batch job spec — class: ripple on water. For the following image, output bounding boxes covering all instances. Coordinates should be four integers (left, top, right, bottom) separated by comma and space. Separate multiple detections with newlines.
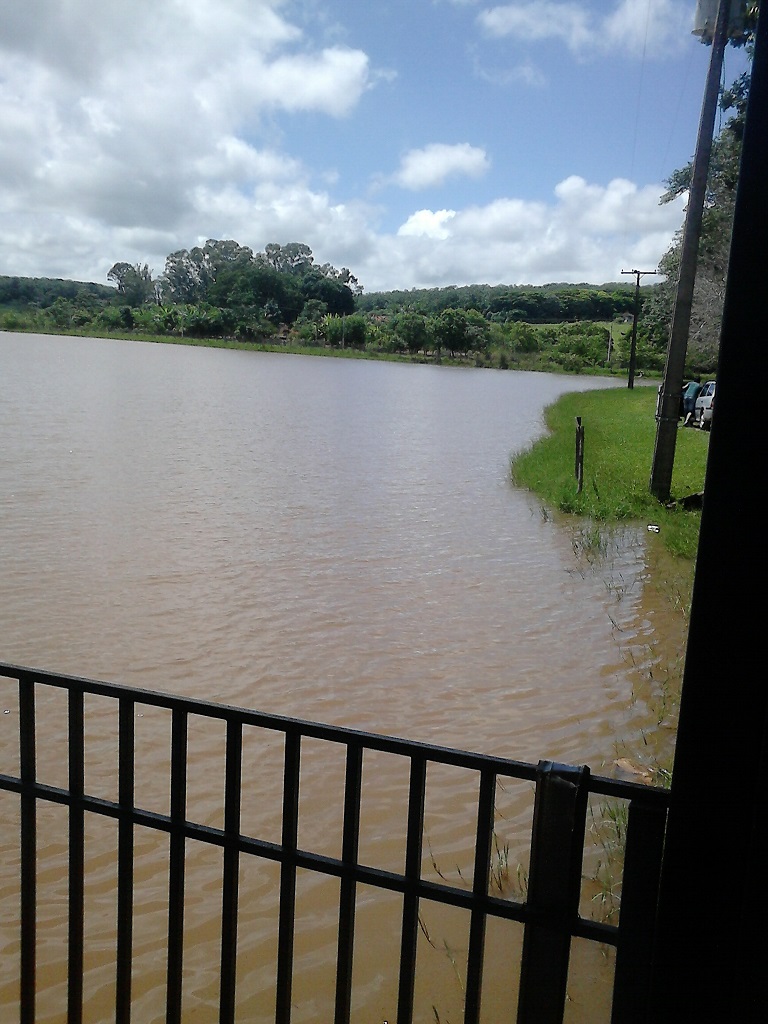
0, 336, 679, 1023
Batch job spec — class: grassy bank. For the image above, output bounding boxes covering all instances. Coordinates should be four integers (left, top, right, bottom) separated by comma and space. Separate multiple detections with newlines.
510, 385, 708, 560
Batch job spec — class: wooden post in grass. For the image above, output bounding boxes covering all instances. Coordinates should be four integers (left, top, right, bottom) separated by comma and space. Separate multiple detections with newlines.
574, 417, 584, 493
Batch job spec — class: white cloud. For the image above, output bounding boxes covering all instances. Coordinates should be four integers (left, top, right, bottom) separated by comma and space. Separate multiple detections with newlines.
359, 177, 681, 290
0, 1, 686, 294
195, 138, 303, 183
479, 2, 592, 49
392, 143, 491, 190
0, 0, 374, 282
478, 0, 690, 57
398, 210, 457, 239
553, 175, 679, 232
249, 48, 371, 116
603, 0, 693, 56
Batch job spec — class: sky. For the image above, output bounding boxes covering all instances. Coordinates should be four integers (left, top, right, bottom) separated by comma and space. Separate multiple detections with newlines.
0, 1, 751, 294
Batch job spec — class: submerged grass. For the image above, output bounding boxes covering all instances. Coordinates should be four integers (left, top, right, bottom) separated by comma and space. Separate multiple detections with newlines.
511, 385, 702, 918
510, 386, 709, 560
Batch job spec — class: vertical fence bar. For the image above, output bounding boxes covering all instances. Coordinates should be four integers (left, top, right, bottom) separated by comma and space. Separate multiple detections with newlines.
116, 698, 135, 1024
18, 675, 36, 1024
610, 799, 668, 1024
397, 754, 427, 1024
335, 743, 363, 1024
1, 665, 675, 1024
464, 769, 496, 1024
517, 761, 589, 1024
68, 688, 85, 1024
220, 718, 243, 1024
276, 731, 301, 1024
166, 708, 188, 1024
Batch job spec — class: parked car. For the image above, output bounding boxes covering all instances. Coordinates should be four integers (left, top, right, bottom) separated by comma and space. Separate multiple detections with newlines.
693, 380, 716, 429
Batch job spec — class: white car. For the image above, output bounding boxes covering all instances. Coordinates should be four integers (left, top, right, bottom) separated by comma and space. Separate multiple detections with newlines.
693, 380, 716, 429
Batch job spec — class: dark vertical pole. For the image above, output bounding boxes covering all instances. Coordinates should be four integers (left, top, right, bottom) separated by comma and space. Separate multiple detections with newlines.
116, 699, 135, 1024
463, 769, 496, 1024
19, 675, 36, 1024
68, 689, 85, 1024
649, 0, 733, 499
220, 719, 242, 1024
610, 799, 667, 1024
621, 270, 657, 389
650, 4, 768, 1021
276, 732, 300, 1024
627, 272, 640, 389
574, 417, 584, 493
517, 762, 589, 1024
166, 709, 188, 1024
335, 744, 363, 1024
397, 755, 427, 1024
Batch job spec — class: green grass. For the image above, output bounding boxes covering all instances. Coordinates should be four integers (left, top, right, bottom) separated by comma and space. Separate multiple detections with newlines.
511, 386, 709, 559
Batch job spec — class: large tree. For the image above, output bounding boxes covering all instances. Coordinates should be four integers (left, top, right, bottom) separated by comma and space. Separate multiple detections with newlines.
161, 240, 253, 305
107, 262, 156, 306
119, 239, 358, 329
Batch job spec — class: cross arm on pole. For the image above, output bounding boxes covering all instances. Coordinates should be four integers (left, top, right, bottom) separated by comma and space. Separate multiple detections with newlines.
621, 270, 658, 389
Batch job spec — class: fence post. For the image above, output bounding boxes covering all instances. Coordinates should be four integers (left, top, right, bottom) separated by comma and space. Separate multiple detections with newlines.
19, 675, 37, 1024
575, 418, 584, 493
611, 798, 668, 1024
517, 761, 589, 1024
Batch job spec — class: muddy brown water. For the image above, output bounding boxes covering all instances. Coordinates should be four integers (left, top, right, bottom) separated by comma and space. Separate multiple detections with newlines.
0, 333, 688, 1022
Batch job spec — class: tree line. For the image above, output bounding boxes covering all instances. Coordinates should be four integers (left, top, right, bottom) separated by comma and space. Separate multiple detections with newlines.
357, 282, 639, 323
105, 239, 361, 339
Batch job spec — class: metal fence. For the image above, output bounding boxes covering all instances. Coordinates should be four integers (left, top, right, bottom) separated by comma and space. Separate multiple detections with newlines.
0, 663, 670, 1024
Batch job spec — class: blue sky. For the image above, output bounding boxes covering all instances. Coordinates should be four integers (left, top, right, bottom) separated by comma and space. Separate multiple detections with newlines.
0, 1, 750, 293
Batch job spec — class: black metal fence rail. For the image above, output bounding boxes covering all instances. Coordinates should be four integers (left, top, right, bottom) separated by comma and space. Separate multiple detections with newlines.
0, 663, 670, 1024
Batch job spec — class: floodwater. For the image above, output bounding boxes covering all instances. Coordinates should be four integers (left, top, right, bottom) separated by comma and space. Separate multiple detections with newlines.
0, 332, 687, 1023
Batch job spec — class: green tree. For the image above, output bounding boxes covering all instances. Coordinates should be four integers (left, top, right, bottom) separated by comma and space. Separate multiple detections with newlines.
321, 313, 367, 348
260, 242, 314, 275
392, 310, 430, 355
162, 248, 211, 304
427, 308, 490, 358
429, 308, 471, 358
507, 322, 540, 354
107, 262, 156, 306
464, 308, 491, 355
299, 267, 355, 316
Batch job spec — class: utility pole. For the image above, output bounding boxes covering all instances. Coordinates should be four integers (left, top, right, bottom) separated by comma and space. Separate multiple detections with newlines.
649, 0, 734, 500
621, 269, 656, 388
650, 4, 767, 1017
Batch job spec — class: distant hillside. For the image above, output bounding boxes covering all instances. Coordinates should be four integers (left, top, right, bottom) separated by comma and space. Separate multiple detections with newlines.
356, 281, 652, 322
0, 275, 115, 309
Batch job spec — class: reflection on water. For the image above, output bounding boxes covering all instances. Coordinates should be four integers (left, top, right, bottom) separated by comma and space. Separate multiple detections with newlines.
0, 333, 686, 1022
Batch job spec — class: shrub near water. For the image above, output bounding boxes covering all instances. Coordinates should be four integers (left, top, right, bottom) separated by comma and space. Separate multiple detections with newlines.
510, 386, 709, 560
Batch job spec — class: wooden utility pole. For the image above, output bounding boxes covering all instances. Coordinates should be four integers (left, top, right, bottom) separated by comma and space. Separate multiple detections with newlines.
649, 0, 733, 500
621, 269, 656, 388
650, 4, 767, 1017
